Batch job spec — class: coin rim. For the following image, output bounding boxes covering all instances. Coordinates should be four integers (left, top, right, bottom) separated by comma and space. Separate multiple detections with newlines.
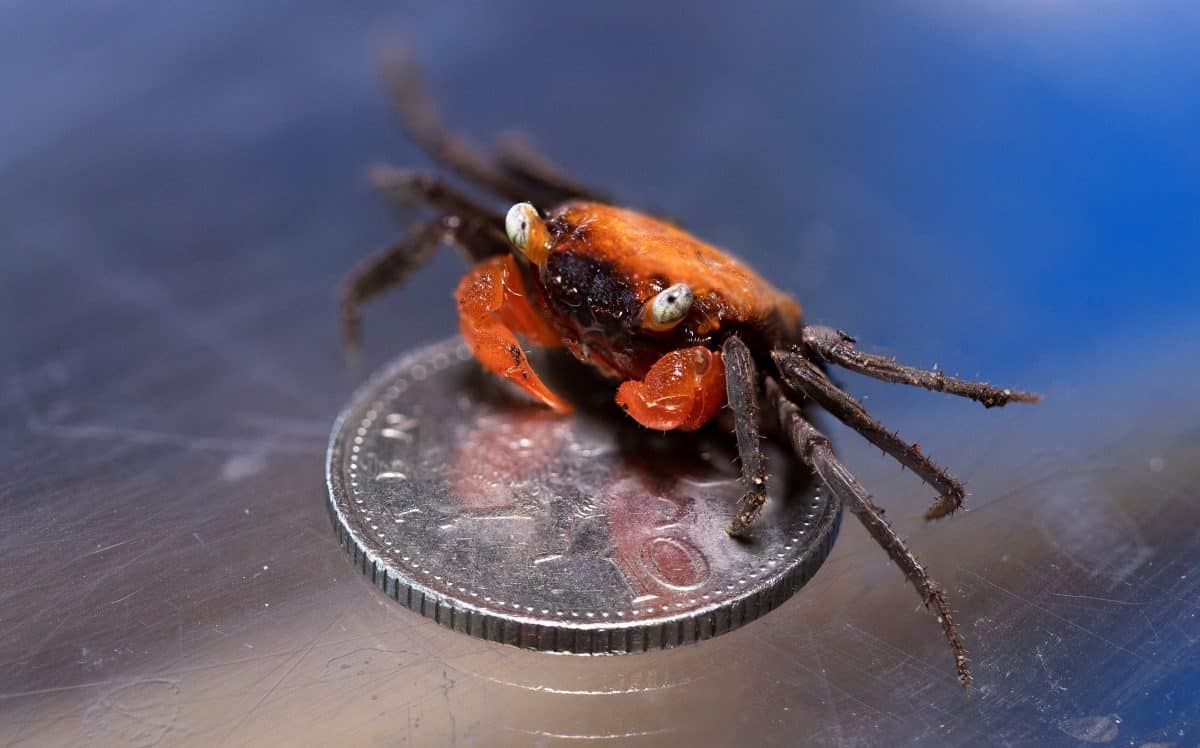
326, 337, 843, 652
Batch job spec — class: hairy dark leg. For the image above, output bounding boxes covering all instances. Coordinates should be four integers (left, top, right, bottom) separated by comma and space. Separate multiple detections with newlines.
772, 349, 966, 520
369, 165, 506, 229
367, 167, 513, 269
765, 378, 971, 689
379, 46, 608, 207
803, 325, 1040, 408
340, 215, 506, 355
494, 132, 611, 206
722, 336, 769, 537
340, 219, 445, 355
378, 46, 534, 203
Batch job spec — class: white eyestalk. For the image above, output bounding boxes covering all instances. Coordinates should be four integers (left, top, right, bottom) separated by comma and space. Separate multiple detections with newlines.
505, 202, 551, 265
644, 282, 694, 330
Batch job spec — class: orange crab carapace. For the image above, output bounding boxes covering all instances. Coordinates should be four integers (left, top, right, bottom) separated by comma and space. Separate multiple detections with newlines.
458, 201, 801, 432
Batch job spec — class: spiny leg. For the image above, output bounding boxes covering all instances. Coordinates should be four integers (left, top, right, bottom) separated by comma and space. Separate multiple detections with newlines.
340, 214, 507, 355
368, 164, 505, 229
722, 335, 770, 538
379, 45, 609, 207
772, 349, 966, 520
497, 133, 689, 227
340, 218, 445, 355
765, 378, 971, 689
379, 46, 543, 204
494, 132, 611, 205
803, 325, 1041, 408
368, 167, 515, 265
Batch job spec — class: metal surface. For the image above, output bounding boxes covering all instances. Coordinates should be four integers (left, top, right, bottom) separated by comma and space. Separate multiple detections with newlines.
3, 1, 1200, 746
327, 339, 840, 652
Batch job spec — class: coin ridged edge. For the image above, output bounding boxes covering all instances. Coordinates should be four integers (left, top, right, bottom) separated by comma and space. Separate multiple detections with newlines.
325, 337, 844, 654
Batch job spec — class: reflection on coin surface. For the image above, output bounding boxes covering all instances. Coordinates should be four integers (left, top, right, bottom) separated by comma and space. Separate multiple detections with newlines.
326, 338, 842, 653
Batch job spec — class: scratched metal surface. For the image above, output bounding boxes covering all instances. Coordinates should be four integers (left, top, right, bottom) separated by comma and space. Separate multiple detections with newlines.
2, 1, 1199, 746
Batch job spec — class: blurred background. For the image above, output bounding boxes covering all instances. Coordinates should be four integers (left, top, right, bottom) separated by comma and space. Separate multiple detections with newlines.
3, 1, 1199, 745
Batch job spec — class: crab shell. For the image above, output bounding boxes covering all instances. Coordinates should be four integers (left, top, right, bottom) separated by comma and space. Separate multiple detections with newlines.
454, 200, 802, 432
531, 202, 803, 380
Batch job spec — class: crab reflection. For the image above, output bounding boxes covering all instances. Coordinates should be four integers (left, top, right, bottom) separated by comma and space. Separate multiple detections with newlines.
444, 352, 800, 606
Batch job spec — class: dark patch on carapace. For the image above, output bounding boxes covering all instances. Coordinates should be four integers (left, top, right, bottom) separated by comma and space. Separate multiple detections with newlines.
543, 251, 641, 336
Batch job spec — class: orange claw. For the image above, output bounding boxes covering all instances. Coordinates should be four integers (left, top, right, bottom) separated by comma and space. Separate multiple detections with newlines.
455, 255, 571, 412
615, 346, 726, 431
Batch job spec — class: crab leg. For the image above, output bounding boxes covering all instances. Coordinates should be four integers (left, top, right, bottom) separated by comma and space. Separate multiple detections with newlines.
378, 45, 534, 203
615, 347, 726, 432
765, 378, 971, 689
340, 219, 448, 355
369, 165, 506, 228
721, 335, 770, 537
773, 349, 967, 520
456, 254, 570, 412
378, 44, 615, 209
803, 325, 1040, 408
494, 132, 612, 205
340, 208, 511, 356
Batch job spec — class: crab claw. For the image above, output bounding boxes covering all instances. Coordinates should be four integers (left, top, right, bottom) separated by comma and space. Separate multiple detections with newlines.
456, 255, 570, 412
615, 346, 726, 431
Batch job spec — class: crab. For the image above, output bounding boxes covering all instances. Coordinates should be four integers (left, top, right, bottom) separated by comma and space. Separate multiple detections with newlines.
338, 51, 1040, 690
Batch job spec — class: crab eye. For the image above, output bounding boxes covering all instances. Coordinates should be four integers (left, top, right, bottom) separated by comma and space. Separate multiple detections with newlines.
645, 283, 694, 330
505, 202, 550, 264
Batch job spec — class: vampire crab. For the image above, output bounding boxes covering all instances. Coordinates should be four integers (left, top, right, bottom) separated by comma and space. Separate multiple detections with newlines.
338, 51, 1040, 689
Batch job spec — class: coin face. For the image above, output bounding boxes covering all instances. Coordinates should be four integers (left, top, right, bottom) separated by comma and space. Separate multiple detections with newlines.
326, 338, 841, 653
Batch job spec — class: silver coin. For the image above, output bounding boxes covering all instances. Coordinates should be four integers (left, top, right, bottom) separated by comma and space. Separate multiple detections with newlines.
326, 338, 842, 653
